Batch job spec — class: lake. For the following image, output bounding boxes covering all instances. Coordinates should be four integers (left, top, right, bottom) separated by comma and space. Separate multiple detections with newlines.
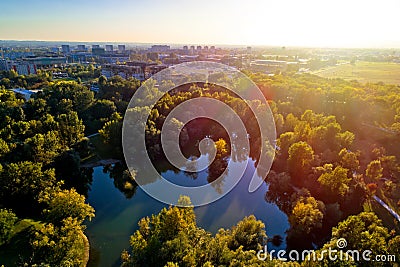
86, 157, 289, 267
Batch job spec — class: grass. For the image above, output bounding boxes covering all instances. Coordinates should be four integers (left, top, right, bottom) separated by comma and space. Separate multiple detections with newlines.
0, 219, 43, 266
313, 61, 400, 85
81, 134, 121, 166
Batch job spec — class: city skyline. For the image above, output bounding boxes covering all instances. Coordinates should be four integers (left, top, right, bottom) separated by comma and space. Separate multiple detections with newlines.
1, 0, 400, 48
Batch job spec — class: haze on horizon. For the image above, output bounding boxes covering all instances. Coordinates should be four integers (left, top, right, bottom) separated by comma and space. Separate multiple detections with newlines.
1, 0, 399, 48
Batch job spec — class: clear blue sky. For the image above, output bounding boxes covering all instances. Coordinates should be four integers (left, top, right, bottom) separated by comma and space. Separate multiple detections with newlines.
1, 0, 399, 48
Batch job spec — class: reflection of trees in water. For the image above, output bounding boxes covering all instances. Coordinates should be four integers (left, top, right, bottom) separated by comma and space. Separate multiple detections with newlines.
264, 171, 296, 214
103, 163, 137, 199
183, 158, 199, 180
208, 157, 229, 195
269, 235, 283, 247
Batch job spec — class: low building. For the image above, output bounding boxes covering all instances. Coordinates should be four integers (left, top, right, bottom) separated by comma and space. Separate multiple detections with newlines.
126, 61, 167, 79
250, 60, 289, 73
101, 64, 144, 80
23, 56, 67, 68
11, 88, 42, 100
13, 62, 37, 75
92, 47, 105, 56
0, 59, 11, 71
149, 45, 170, 53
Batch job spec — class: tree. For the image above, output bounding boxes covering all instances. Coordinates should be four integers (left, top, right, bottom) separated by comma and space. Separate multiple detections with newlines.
289, 197, 324, 235
0, 161, 57, 215
338, 148, 359, 173
121, 196, 286, 267
0, 138, 10, 159
228, 215, 266, 251
366, 160, 383, 181
56, 111, 85, 146
277, 131, 296, 159
214, 138, 229, 159
31, 217, 85, 266
24, 131, 63, 164
330, 212, 389, 257
125, 196, 196, 267
39, 188, 95, 224
88, 99, 117, 120
388, 235, 400, 262
318, 165, 351, 197
287, 141, 314, 184
0, 209, 17, 246
99, 119, 123, 156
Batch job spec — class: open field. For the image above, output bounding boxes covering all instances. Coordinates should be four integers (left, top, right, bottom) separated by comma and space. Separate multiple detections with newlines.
313, 61, 400, 85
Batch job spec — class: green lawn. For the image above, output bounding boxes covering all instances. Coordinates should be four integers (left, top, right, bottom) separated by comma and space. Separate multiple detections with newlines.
313, 61, 400, 85
0, 219, 43, 266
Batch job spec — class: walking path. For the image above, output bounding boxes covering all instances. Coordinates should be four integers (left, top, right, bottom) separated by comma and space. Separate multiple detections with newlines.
373, 195, 400, 222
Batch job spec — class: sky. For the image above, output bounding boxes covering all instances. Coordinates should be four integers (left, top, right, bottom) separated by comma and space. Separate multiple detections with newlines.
0, 0, 399, 48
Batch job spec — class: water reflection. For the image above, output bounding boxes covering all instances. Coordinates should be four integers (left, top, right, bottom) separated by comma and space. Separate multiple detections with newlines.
86, 157, 289, 267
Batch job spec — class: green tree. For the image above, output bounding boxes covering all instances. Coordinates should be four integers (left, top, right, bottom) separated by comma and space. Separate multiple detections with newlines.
289, 196, 324, 235
228, 215, 266, 251
287, 141, 314, 184
31, 217, 85, 267
318, 165, 351, 197
56, 111, 85, 146
40, 188, 95, 224
0, 161, 57, 215
388, 235, 400, 262
338, 148, 359, 173
99, 119, 123, 156
24, 131, 63, 164
366, 160, 383, 181
330, 212, 389, 255
0, 209, 18, 246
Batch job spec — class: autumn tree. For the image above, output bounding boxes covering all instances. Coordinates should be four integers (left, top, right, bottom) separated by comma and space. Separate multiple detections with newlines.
287, 141, 314, 185
289, 196, 324, 235
366, 160, 383, 181
318, 165, 351, 198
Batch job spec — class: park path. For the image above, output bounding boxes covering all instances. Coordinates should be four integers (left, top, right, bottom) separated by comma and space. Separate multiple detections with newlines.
86, 132, 99, 138
373, 195, 400, 223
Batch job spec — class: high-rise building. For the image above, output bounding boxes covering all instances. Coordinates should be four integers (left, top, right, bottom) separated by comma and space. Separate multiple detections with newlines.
77, 45, 86, 51
61, 45, 70, 54
210, 46, 216, 54
92, 44, 100, 49
118, 45, 126, 53
190, 46, 195, 55
105, 45, 114, 52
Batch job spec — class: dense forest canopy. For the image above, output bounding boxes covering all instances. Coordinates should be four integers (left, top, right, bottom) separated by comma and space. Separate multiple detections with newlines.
0, 66, 399, 266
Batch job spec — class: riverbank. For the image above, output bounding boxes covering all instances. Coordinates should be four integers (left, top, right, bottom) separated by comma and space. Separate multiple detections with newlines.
80, 231, 90, 267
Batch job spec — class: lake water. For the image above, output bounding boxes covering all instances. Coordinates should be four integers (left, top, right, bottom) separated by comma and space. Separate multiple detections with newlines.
86, 158, 289, 267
